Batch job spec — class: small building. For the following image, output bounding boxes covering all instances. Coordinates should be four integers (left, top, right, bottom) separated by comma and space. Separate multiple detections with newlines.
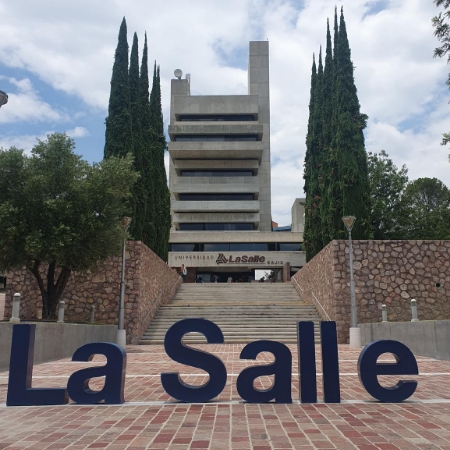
167, 41, 305, 282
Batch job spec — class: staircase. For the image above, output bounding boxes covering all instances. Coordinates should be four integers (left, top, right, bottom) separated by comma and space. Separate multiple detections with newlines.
140, 283, 322, 344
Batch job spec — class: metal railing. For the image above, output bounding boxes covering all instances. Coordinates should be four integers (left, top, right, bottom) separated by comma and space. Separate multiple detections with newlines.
292, 277, 331, 322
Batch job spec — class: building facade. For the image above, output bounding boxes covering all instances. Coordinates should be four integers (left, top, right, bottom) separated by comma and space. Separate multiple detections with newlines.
167, 41, 305, 282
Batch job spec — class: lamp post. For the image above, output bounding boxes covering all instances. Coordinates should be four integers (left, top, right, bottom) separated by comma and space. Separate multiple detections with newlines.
0, 90, 8, 108
342, 215, 361, 348
116, 216, 131, 348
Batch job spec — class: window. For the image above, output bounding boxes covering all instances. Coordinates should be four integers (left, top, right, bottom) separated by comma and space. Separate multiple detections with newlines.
178, 223, 254, 231
180, 170, 253, 177
179, 115, 254, 122
169, 244, 198, 252
178, 193, 254, 201
203, 243, 230, 252
174, 135, 258, 142
277, 243, 302, 251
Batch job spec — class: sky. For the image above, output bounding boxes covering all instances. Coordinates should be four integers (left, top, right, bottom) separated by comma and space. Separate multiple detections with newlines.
0, 0, 449, 227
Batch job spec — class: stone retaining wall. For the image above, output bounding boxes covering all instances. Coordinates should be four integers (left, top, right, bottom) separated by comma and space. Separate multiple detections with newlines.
4, 241, 182, 344
292, 240, 450, 344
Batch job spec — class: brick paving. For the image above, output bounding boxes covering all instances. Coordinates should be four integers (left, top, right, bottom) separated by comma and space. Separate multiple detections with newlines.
1, 344, 450, 449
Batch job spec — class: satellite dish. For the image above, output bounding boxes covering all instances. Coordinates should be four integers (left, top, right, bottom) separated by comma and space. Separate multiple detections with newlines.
174, 69, 183, 79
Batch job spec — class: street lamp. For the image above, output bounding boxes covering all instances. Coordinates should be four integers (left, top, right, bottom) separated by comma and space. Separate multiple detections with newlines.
342, 215, 360, 348
116, 216, 132, 348
0, 90, 8, 108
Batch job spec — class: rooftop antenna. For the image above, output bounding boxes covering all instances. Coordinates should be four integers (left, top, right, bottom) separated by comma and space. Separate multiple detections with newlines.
174, 69, 183, 79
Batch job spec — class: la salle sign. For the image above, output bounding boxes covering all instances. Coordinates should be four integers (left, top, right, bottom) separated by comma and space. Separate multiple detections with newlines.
6, 320, 419, 406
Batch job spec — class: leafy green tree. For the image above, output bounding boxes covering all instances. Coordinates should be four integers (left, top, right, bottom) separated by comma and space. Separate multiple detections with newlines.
0, 133, 138, 318
432, 0, 450, 155
401, 177, 450, 239
367, 150, 409, 239
104, 17, 133, 159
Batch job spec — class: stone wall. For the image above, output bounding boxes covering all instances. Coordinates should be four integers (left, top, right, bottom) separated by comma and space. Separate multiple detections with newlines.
292, 240, 450, 344
4, 241, 182, 344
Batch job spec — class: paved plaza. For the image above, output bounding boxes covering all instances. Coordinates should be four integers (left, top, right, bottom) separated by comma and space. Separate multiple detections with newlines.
1, 344, 450, 449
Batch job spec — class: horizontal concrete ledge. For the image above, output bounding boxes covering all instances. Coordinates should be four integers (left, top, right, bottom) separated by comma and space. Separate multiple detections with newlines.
168, 141, 263, 161
0, 322, 117, 371
172, 200, 260, 213
360, 320, 450, 362
169, 231, 304, 243
174, 159, 260, 175
172, 213, 260, 228
172, 183, 260, 199
168, 123, 264, 140
173, 95, 259, 116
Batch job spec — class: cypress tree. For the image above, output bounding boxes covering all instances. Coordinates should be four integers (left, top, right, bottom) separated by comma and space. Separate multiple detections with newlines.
150, 64, 171, 261
304, 49, 324, 261
303, 54, 317, 261
320, 19, 335, 248
140, 33, 157, 250
104, 18, 133, 159
128, 33, 146, 241
332, 7, 371, 239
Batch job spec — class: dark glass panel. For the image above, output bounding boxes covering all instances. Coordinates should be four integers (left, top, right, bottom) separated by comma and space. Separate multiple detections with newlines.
178, 223, 203, 231
169, 244, 197, 252
174, 135, 258, 142
179, 115, 254, 122
203, 243, 230, 251
277, 243, 302, 251
180, 170, 253, 177
179, 193, 254, 201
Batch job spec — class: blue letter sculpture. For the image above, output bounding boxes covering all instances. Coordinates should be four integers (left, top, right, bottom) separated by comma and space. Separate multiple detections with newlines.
7, 324, 68, 406
358, 340, 418, 402
320, 321, 340, 403
297, 321, 317, 403
67, 343, 126, 404
237, 340, 292, 403
161, 318, 227, 402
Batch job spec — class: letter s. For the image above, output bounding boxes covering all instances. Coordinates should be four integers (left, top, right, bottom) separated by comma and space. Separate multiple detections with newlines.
161, 319, 227, 402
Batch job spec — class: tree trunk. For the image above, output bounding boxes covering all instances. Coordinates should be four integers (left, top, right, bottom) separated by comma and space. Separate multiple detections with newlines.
29, 261, 72, 319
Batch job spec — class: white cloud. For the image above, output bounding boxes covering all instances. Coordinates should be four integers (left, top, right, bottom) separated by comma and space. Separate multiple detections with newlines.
66, 126, 89, 138
0, 77, 70, 124
0, 0, 449, 224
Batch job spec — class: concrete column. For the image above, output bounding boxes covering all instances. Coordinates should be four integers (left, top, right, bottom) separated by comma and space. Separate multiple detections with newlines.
10, 293, 20, 323
411, 299, 419, 322
382, 304, 388, 323
89, 304, 96, 324
57, 301, 65, 323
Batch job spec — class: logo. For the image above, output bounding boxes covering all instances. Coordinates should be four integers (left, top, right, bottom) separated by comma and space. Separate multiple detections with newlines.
216, 253, 229, 264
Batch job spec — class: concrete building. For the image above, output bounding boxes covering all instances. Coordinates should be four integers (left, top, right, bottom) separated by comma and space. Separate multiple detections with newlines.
167, 41, 305, 282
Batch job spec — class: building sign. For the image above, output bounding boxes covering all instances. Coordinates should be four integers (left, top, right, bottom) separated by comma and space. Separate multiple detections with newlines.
7, 322, 419, 406
169, 251, 301, 267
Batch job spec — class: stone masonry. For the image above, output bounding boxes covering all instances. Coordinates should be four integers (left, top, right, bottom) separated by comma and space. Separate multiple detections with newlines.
4, 241, 182, 344
292, 240, 450, 344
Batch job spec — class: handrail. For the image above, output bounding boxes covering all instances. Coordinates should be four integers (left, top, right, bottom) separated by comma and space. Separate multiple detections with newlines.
292, 277, 331, 322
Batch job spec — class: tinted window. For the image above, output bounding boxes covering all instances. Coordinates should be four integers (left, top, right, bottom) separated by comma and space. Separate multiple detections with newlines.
203, 243, 230, 251
278, 243, 302, 251
179, 115, 254, 122
174, 135, 258, 142
180, 170, 253, 177
179, 194, 254, 201
178, 223, 204, 231
169, 244, 198, 252
178, 223, 253, 231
